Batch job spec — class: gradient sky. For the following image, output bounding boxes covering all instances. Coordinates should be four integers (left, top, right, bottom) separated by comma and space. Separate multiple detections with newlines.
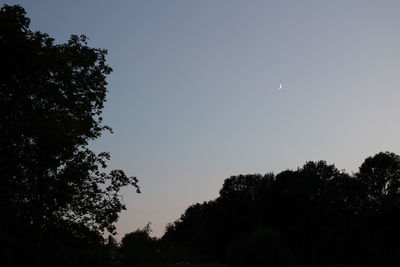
4, 0, 400, 238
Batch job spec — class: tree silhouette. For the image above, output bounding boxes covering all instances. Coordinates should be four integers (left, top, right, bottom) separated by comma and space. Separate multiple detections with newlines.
357, 152, 400, 211
164, 156, 400, 266
0, 5, 139, 266
120, 224, 158, 267
356, 152, 400, 264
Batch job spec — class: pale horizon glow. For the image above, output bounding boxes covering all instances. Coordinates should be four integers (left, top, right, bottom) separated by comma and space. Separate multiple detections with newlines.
5, 0, 400, 238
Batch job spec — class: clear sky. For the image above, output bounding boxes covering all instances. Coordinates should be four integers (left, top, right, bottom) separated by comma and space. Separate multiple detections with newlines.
4, 0, 400, 238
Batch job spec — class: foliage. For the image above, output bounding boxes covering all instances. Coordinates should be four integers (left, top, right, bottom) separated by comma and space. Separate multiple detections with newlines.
164, 153, 400, 266
120, 223, 157, 266
0, 4, 139, 266
357, 152, 400, 211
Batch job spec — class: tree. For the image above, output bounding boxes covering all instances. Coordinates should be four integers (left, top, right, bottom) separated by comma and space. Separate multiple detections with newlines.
356, 152, 400, 264
357, 151, 400, 210
120, 223, 158, 266
0, 3, 139, 244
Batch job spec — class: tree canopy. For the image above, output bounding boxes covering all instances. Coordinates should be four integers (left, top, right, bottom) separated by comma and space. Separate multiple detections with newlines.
163, 153, 400, 266
0, 4, 139, 265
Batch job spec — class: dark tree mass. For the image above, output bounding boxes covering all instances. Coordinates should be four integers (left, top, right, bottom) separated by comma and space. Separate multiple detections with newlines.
1, 4, 400, 267
0, 5, 138, 267
163, 153, 400, 266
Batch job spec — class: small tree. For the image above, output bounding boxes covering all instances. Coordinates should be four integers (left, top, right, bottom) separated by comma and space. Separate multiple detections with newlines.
120, 223, 158, 266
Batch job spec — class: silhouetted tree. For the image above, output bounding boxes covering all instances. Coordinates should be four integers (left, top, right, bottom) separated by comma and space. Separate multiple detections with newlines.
357, 152, 400, 211
120, 223, 159, 267
356, 152, 400, 264
163, 201, 221, 262
0, 5, 139, 266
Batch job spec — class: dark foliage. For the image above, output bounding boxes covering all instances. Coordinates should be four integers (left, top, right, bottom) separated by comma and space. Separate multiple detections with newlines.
0, 5, 139, 266
119, 223, 158, 266
164, 154, 400, 266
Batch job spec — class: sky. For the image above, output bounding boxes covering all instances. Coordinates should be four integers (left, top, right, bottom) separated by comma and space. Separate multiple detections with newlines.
3, 0, 400, 238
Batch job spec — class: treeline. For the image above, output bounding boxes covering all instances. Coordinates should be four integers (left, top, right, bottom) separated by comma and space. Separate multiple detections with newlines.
158, 151, 400, 266
6, 152, 399, 267
2, 4, 400, 267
